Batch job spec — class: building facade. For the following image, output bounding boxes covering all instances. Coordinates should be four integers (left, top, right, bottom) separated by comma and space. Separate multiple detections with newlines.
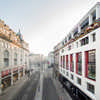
48, 52, 54, 67
0, 20, 29, 94
29, 53, 41, 71
54, 2, 100, 100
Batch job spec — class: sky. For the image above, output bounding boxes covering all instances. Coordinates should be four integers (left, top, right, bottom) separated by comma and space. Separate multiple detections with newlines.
0, 0, 99, 56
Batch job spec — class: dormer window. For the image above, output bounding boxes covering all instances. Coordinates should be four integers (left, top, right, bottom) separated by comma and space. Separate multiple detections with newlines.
68, 34, 71, 40
92, 10, 96, 22
73, 28, 78, 36
81, 18, 89, 30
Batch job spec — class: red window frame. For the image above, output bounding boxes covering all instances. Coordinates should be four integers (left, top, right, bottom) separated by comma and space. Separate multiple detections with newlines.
76, 53, 78, 73
66, 55, 68, 69
63, 55, 65, 68
61, 56, 62, 67
70, 54, 72, 71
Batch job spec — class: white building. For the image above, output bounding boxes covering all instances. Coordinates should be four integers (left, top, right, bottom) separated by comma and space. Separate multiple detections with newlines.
54, 2, 100, 100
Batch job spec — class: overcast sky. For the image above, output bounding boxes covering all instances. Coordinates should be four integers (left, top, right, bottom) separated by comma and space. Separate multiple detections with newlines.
0, 0, 99, 55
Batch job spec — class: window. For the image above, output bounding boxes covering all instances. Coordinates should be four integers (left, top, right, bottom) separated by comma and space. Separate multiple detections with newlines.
70, 54, 74, 72
77, 78, 81, 85
81, 37, 89, 46
87, 50, 96, 80
66, 55, 69, 70
92, 33, 96, 42
81, 18, 89, 30
14, 53, 17, 65
87, 83, 95, 94
66, 72, 69, 76
61, 56, 62, 67
92, 10, 96, 22
68, 45, 71, 50
76, 52, 82, 75
73, 28, 78, 36
4, 50, 9, 67
63, 56, 65, 68
71, 74, 74, 80
76, 42, 78, 48
68, 34, 71, 40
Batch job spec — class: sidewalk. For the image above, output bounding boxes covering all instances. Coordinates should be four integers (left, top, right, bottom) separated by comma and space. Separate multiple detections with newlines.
52, 78, 72, 100
0, 75, 28, 100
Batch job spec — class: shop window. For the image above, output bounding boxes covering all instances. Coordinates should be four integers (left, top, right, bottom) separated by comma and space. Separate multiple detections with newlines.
77, 77, 81, 85
76, 52, 82, 75
4, 50, 9, 67
87, 83, 95, 94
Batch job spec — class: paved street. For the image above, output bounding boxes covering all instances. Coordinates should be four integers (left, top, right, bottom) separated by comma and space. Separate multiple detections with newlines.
42, 77, 59, 100
12, 72, 40, 100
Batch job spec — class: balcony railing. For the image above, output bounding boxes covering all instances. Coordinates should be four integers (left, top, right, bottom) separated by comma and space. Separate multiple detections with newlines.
87, 63, 96, 80
71, 62, 74, 72
77, 62, 82, 75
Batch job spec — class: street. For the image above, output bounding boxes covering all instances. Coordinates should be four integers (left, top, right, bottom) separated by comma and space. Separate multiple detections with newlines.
0, 70, 72, 100
42, 77, 59, 100
12, 72, 40, 100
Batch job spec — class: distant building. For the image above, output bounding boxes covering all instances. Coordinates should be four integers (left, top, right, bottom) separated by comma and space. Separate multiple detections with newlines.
48, 52, 54, 67
29, 53, 41, 71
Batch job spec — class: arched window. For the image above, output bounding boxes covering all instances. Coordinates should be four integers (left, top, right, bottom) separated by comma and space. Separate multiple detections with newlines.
4, 50, 9, 67
14, 53, 17, 65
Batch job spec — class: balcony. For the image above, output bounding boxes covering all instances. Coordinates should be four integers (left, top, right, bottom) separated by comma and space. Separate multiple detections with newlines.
87, 63, 96, 80
77, 62, 82, 75
71, 62, 74, 72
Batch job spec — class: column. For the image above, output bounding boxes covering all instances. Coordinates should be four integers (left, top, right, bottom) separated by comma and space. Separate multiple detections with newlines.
73, 53, 76, 73
89, 14, 93, 25
82, 51, 85, 77
96, 4, 100, 19
11, 68, 13, 85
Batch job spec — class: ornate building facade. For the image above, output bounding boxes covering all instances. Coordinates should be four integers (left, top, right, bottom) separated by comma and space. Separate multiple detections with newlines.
0, 20, 29, 94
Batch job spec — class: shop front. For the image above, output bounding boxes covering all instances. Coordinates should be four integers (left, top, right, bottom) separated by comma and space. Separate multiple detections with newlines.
1, 69, 11, 90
